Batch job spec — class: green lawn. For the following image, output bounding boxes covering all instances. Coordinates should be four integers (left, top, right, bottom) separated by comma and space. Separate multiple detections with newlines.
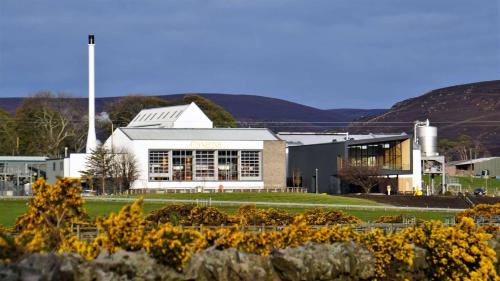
0, 198, 457, 228
423, 175, 500, 194
114, 192, 384, 206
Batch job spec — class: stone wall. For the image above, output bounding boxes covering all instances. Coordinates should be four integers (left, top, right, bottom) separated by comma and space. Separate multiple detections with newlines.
263, 140, 286, 189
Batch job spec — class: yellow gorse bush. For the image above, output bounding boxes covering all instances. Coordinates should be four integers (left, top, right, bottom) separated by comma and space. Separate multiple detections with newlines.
304, 208, 361, 225
457, 203, 500, 222
93, 198, 148, 253
402, 217, 498, 280
144, 224, 206, 272
14, 178, 87, 252
360, 229, 414, 278
0, 231, 18, 262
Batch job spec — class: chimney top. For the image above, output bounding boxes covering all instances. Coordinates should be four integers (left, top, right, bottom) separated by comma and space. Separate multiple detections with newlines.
88, 34, 94, 45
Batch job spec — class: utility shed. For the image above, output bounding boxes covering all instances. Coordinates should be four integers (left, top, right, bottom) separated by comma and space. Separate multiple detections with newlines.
448, 157, 500, 177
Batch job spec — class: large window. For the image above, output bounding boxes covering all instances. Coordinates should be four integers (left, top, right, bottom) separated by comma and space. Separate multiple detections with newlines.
218, 150, 238, 180
195, 150, 215, 180
348, 140, 407, 171
148, 149, 263, 182
240, 151, 260, 179
149, 150, 170, 181
172, 150, 193, 181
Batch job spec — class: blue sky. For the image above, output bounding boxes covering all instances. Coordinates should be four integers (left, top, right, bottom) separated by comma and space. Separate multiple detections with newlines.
0, 0, 498, 109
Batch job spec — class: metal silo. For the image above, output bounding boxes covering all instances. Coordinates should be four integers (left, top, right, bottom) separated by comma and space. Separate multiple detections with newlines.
415, 120, 438, 157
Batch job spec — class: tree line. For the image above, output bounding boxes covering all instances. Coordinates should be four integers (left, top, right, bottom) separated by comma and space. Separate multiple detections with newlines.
0, 92, 237, 157
438, 135, 487, 161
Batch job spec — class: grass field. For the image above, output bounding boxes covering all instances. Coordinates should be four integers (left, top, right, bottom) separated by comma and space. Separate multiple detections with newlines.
423, 175, 500, 194
0, 198, 458, 228
114, 192, 384, 206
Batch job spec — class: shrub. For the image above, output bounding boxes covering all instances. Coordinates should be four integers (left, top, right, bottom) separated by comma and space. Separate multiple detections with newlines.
14, 178, 87, 252
360, 229, 414, 279
146, 204, 195, 225
145, 224, 206, 272
236, 204, 294, 225
309, 225, 360, 244
188, 206, 229, 226
94, 199, 148, 253
204, 226, 283, 256
0, 231, 19, 262
281, 215, 311, 248
58, 234, 98, 260
146, 204, 229, 226
303, 208, 362, 225
456, 203, 500, 223
402, 217, 498, 280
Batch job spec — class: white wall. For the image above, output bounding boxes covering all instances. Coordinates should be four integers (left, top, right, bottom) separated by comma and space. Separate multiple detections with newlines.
67, 153, 88, 178
174, 103, 213, 128
102, 128, 267, 190
412, 148, 422, 192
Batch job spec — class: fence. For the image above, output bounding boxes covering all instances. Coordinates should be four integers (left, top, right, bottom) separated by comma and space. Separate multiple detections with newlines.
67, 221, 463, 241
128, 187, 307, 195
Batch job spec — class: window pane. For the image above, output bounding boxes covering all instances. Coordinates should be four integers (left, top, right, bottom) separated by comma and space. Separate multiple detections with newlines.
195, 151, 215, 180
241, 151, 260, 178
172, 150, 193, 181
218, 150, 238, 180
149, 150, 170, 181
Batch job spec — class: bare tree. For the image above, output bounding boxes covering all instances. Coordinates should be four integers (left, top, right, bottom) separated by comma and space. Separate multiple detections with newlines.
16, 92, 87, 157
32, 106, 73, 157
110, 148, 139, 194
337, 162, 384, 193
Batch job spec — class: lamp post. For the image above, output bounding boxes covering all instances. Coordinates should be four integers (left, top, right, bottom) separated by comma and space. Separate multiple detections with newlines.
315, 168, 319, 194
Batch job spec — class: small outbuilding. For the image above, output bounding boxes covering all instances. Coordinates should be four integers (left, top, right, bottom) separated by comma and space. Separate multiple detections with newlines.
447, 157, 500, 178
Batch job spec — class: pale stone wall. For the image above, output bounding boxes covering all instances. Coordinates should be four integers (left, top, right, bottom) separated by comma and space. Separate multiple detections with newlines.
263, 140, 286, 189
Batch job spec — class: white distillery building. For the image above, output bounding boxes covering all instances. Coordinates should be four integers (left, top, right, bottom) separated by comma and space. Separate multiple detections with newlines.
48, 102, 287, 192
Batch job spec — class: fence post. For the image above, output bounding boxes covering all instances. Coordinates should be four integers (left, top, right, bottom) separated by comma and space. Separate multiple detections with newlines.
76, 224, 80, 240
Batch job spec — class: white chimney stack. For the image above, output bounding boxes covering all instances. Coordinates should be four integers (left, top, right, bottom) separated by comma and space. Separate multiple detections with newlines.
86, 34, 97, 153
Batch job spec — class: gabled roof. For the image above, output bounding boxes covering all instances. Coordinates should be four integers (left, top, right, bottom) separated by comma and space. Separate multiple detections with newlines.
127, 104, 190, 128
118, 127, 281, 141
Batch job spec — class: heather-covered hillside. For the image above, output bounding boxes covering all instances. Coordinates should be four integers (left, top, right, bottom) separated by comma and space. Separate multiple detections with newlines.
349, 80, 500, 156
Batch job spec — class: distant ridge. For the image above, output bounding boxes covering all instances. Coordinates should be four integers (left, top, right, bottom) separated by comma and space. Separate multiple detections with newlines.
0, 93, 387, 130
349, 80, 500, 156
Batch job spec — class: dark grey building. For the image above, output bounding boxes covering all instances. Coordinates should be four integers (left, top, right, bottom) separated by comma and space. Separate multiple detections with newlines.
287, 135, 418, 194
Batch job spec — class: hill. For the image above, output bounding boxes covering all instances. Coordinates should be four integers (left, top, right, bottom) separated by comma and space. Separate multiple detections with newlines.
349, 80, 500, 156
0, 94, 387, 130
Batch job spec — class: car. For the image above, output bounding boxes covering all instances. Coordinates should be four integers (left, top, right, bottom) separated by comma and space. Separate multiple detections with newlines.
473, 188, 486, 196
81, 189, 95, 196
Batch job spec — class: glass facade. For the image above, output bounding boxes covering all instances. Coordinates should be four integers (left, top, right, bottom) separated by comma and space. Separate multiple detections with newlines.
149, 149, 261, 181
347, 140, 410, 171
